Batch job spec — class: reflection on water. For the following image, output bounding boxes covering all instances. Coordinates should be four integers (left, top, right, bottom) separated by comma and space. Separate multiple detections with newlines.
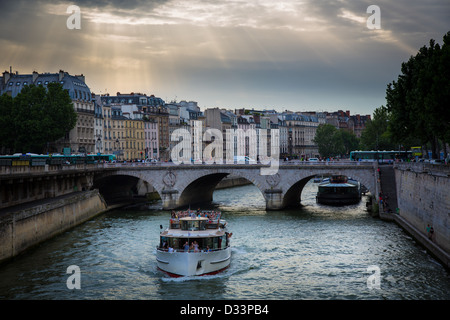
0, 181, 449, 300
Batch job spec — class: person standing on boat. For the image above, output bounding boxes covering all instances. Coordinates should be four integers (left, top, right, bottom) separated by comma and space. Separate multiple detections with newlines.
193, 241, 199, 252
183, 241, 189, 252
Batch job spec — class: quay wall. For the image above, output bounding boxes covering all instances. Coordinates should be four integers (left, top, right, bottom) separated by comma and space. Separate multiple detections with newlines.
394, 163, 450, 268
0, 190, 108, 265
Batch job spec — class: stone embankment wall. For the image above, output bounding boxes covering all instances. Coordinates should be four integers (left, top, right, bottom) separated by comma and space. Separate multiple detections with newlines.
0, 190, 108, 264
394, 163, 449, 268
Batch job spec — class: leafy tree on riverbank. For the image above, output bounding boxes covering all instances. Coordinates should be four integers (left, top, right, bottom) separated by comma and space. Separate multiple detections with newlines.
0, 83, 77, 154
360, 106, 395, 151
386, 31, 450, 158
313, 124, 358, 158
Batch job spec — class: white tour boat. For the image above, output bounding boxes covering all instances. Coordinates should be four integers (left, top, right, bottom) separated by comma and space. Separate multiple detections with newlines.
156, 210, 232, 277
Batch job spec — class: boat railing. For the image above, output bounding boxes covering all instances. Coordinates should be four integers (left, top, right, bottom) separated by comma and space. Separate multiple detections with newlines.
169, 219, 226, 230
156, 246, 229, 253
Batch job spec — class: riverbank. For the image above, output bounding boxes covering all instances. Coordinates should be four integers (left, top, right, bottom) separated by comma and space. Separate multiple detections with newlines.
392, 212, 450, 270
0, 190, 109, 265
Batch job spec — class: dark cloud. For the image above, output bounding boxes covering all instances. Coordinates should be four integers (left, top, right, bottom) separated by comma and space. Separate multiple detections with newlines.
1, 0, 448, 114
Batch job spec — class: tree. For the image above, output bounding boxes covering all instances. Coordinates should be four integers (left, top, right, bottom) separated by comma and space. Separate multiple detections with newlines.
337, 129, 360, 156
1, 83, 77, 154
386, 31, 450, 158
360, 106, 396, 150
313, 124, 358, 158
314, 124, 337, 158
0, 93, 14, 153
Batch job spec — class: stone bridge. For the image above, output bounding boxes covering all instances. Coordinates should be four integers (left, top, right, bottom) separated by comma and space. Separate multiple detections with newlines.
93, 162, 377, 210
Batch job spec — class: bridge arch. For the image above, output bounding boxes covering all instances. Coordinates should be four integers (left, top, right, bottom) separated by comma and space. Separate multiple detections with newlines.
282, 175, 315, 208
175, 169, 267, 209
280, 169, 376, 209
93, 171, 162, 204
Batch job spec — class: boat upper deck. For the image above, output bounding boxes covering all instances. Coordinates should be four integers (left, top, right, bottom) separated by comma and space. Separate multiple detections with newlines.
165, 210, 226, 236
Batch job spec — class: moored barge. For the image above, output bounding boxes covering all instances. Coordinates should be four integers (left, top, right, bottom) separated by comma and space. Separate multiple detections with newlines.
316, 175, 361, 205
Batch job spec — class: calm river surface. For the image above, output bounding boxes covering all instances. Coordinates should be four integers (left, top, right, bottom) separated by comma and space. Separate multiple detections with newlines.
0, 181, 449, 300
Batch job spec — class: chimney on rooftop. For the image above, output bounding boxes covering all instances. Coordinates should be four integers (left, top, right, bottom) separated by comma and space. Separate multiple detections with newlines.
32, 71, 39, 83
2, 71, 10, 85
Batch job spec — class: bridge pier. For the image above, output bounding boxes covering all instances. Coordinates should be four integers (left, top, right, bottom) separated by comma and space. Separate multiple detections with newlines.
264, 189, 284, 210
161, 189, 179, 210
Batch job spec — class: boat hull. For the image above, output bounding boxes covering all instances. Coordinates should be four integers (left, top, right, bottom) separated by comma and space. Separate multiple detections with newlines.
156, 247, 231, 277
317, 194, 361, 205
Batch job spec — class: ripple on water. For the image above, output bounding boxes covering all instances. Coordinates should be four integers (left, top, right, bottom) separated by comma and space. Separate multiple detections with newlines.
0, 183, 449, 300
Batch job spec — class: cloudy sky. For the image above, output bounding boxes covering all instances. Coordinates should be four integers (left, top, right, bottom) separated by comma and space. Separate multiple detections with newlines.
1, 0, 448, 115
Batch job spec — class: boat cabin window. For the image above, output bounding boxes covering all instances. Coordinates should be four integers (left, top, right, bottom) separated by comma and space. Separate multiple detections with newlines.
319, 186, 358, 195
330, 175, 348, 183
181, 220, 207, 231
159, 234, 230, 252
170, 221, 180, 229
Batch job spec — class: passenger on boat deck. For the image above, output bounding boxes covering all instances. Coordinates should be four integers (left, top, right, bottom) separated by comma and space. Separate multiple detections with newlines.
183, 242, 189, 251
191, 241, 199, 252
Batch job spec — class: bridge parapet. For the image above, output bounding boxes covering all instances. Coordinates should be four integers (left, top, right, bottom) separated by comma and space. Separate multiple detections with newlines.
0, 163, 99, 178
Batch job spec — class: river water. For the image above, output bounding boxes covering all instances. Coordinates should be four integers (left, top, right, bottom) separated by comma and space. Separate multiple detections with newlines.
0, 180, 449, 300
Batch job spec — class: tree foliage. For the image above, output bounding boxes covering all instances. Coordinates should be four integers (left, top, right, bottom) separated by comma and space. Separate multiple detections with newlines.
386, 31, 450, 158
360, 106, 397, 151
313, 124, 358, 158
0, 83, 77, 154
